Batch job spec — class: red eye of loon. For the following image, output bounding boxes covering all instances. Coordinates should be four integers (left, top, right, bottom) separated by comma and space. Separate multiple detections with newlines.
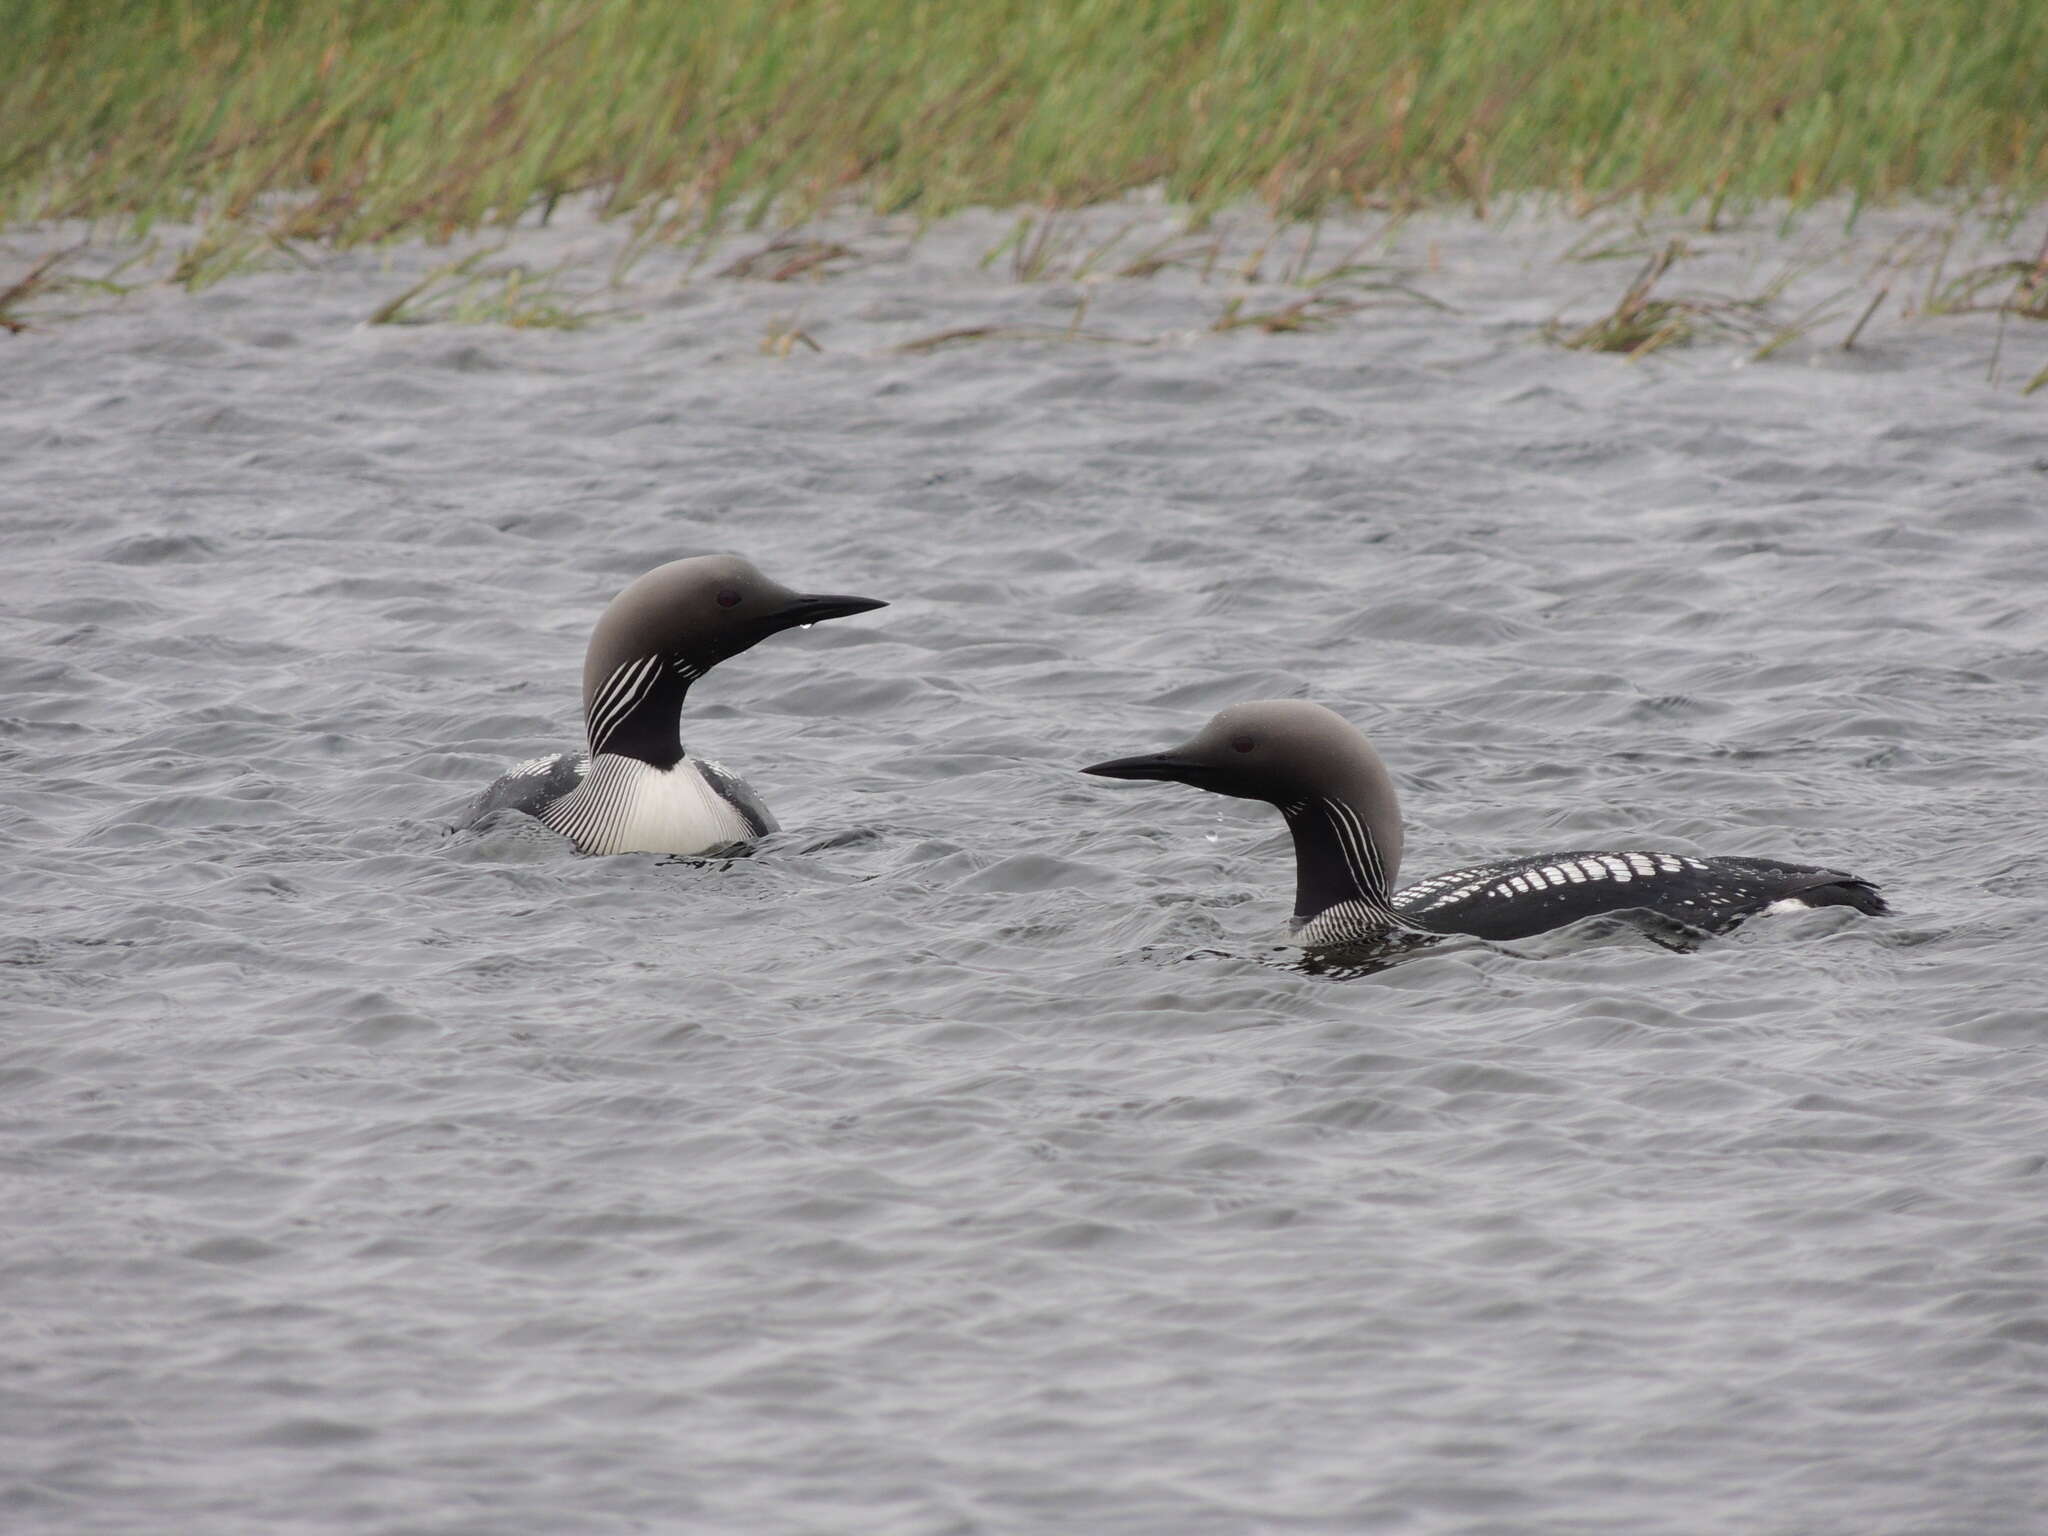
716, 588, 742, 608
1230, 734, 1255, 753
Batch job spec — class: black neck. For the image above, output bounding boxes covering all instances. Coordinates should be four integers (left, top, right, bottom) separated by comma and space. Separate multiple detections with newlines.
1280, 797, 1393, 924
587, 666, 693, 770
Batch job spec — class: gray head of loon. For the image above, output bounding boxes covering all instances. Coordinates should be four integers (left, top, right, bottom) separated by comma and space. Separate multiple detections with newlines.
581, 554, 886, 768
1082, 699, 1407, 918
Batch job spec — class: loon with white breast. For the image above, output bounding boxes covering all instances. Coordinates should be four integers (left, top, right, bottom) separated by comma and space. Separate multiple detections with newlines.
463, 555, 886, 855
1082, 700, 1885, 952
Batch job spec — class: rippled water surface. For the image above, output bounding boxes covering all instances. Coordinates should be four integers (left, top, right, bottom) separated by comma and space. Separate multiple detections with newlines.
5, 201, 2048, 1534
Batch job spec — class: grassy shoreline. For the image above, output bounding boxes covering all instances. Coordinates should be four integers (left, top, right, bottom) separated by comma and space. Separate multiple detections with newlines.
6, 0, 2047, 252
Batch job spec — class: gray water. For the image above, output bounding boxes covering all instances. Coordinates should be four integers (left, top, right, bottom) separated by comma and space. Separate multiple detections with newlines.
4, 199, 2047, 1535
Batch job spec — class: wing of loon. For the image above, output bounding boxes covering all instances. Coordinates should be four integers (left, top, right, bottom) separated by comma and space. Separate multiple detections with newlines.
461, 751, 588, 827
1393, 850, 1887, 942
691, 757, 777, 839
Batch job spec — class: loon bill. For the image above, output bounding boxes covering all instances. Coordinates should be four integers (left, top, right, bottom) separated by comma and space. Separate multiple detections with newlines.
1081, 699, 1886, 952
463, 555, 885, 855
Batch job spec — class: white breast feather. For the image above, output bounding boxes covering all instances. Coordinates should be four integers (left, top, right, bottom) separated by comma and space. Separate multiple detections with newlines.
544, 754, 758, 855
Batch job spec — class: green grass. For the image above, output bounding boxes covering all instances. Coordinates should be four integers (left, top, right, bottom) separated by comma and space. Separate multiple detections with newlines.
4, 0, 2045, 251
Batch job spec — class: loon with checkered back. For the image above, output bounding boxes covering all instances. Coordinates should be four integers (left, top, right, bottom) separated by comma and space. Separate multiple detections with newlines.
1081, 700, 1885, 952
463, 555, 886, 855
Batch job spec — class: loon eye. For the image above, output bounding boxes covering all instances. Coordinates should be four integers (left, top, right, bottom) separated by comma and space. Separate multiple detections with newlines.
1230, 734, 1256, 753
715, 587, 743, 609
